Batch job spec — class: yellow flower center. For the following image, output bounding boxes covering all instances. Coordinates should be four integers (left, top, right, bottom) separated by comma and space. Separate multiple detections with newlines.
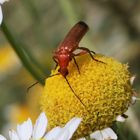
40, 54, 133, 138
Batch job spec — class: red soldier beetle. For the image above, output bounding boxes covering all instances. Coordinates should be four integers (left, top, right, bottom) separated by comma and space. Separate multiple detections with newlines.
28, 21, 104, 109
53, 21, 102, 77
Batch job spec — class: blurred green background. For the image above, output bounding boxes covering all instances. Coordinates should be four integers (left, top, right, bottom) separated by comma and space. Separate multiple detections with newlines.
0, 0, 140, 139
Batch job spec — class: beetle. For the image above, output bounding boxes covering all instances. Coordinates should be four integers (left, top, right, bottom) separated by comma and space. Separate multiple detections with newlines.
53, 21, 100, 77
52, 21, 103, 108
28, 21, 103, 109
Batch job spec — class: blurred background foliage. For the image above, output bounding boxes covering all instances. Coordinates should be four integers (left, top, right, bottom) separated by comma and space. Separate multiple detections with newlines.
0, 0, 140, 139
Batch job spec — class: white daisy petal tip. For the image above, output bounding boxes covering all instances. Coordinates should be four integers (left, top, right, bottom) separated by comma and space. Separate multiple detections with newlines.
64, 117, 82, 139
78, 138, 86, 140
116, 115, 126, 122
90, 127, 117, 140
0, 135, 6, 140
0, 6, 3, 25
32, 112, 48, 139
0, 0, 9, 25
44, 126, 62, 140
9, 130, 19, 140
103, 128, 117, 140
57, 128, 70, 140
90, 130, 102, 140
131, 96, 137, 105
17, 118, 33, 140
65, 117, 82, 128
0, 0, 9, 4
130, 75, 136, 85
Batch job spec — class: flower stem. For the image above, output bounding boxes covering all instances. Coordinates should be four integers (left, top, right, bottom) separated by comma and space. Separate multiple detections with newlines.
1, 21, 45, 85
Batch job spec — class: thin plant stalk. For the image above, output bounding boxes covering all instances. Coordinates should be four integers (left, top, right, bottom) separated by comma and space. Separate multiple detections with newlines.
1, 21, 45, 85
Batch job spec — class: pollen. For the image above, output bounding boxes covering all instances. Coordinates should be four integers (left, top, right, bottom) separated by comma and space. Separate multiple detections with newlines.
40, 54, 133, 138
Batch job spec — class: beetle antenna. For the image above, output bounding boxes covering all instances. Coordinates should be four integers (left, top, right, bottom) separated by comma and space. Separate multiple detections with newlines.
27, 81, 40, 92
27, 73, 60, 93
65, 76, 88, 110
27, 73, 90, 113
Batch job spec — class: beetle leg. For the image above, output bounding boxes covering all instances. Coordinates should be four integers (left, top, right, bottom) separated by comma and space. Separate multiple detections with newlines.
72, 54, 80, 74
54, 63, 58, 70
77, 47, 105, 64
65, 76, 91, 113
74, 50, 87, 56
77, 47, 96, 59
53, 56, 58, 70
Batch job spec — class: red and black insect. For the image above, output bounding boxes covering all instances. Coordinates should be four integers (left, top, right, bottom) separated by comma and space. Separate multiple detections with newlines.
53, 21, 99, 77
53, 21, 103, 107
28, 21, 102, 108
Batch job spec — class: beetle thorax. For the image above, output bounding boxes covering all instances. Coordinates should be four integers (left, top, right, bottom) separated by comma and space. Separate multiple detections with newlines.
54, 50, 71, 76
58, 53, 70, 64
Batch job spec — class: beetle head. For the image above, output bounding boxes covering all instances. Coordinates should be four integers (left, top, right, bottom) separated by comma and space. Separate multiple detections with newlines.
58, 67, 68, 77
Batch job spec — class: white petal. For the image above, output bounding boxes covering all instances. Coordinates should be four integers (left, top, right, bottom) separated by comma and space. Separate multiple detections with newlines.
64, 117, 82, 139
0, 0, 9, 4
0, 135, 6, 140
90, 130, 103, 140
101, 130, 108, 139
32, 112, 48, 139
131, 96, 137, 104
9, 130, 19, 140
0, 6, 3, 25
78, 138, 86, 140
102, 128, 117, 140
130, 75, 136, 85
57, 128, 69, 140
44, 127, 62, 140
116, 115, 126, 122
17, 118, 33, 140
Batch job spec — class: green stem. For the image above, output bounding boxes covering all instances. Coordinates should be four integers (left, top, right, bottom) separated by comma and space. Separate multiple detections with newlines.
16, 39, 48, 77
21, 0, 51, 75
1, 21, 44, 85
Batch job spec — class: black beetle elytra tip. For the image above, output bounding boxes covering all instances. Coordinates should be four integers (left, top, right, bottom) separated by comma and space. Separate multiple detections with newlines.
77, 21, 88, 28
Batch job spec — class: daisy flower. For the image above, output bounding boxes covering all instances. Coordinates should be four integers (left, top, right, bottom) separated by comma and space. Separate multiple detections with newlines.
0, 112, 82, 140
41, 53, 137, 139
0, 0, 9, 24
